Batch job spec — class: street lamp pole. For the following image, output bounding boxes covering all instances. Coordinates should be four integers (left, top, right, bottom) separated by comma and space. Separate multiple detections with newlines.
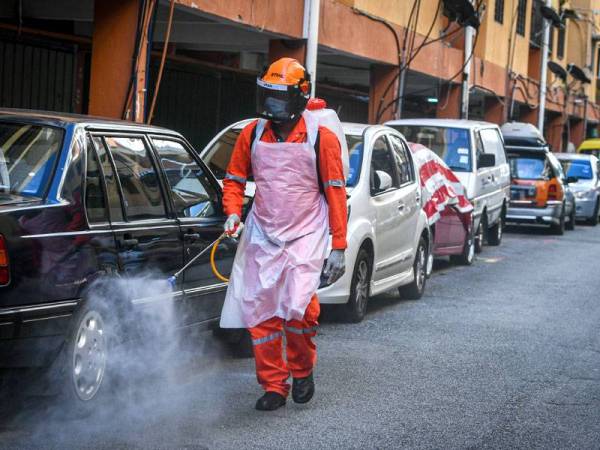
461, 25, 475, 119
538, 0, 552, 132
304, 0, 320, 97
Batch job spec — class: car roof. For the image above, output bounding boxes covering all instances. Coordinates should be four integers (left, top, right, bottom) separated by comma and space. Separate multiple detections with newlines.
385, 118, 496, 129
578, 138, 600, 150
227, 118, 386, 136
0, 108, 181, 136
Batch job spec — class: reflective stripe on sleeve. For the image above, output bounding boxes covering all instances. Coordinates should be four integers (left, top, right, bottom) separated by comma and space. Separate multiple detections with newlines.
225, 173, 247, 184
284, 325, 318, 335
324, 179, 345, 189
252, 331, 283, 346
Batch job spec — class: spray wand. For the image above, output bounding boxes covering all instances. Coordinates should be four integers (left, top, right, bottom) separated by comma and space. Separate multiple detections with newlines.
167, 223, 244, 288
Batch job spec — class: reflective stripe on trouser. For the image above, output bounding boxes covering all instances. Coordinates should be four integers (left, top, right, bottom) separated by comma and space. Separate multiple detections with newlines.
248, 294, 320, 397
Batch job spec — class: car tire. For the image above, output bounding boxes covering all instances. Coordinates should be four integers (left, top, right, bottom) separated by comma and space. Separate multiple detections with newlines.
57, 298, 118, 413
551, 208, 566, 235
487, 215, 503, 246
212, 328, 254, 358
566, 206, 576, 231
398, 237, 427, 300
474, 216, 486, 254
343, 248, 371, 323
450, 230, 475, 266
588, 200, 599, 226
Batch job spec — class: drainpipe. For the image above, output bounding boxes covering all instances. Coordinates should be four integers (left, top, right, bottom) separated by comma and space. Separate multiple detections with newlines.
303, 0, 320, 97
538, 0, 551, 133
461, 25, 475, 119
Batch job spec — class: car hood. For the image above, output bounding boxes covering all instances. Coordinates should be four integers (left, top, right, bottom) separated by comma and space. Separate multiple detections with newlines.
570, 180, 595, 192
0, 192, 42, 208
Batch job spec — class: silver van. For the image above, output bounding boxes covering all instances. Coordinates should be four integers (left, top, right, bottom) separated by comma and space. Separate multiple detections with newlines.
386, 119, 510, 251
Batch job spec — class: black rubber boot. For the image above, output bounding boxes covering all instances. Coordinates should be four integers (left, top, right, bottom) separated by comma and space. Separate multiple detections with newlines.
255, 392, 286, 411
292, 373, 315, 404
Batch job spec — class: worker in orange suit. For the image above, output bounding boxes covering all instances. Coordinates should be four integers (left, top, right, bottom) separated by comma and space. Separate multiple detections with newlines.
219, 58, 348, 411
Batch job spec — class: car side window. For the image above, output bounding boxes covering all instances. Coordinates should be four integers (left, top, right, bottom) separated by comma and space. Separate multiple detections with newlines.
389, 135, 414, 185
90, 136, 124, 222
152, 138, 220, 218
475, 131, 485, 159
480, 128, 506, 165
85, 141, 108, 224
370, 135, 398, 195
104, 136, 167, 221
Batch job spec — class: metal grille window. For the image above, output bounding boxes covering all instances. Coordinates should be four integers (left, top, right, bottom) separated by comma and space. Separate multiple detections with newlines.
557, 27, 565, 59
516, 0, 528, 36
495, 0, 505, 23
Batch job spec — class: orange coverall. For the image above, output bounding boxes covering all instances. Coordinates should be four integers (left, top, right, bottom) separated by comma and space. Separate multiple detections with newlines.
223, 116, 348, 397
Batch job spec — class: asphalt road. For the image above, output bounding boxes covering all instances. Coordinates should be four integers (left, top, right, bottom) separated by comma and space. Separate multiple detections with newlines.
2, 223, 600, 449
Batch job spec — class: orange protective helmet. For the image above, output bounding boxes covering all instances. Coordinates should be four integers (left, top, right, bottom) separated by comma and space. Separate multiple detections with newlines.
256, 58, 311, 123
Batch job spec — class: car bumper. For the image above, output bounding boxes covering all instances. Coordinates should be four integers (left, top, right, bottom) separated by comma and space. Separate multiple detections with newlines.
0, 300, 79, 367
506, 202, 562, 225
317, 267, 352, 305
574, 198, 596, 219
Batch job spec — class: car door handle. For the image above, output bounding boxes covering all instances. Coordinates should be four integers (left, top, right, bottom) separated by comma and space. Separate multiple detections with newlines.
183, 233, 201, 241
398, 203, 405, 212
120, 238, 139, 248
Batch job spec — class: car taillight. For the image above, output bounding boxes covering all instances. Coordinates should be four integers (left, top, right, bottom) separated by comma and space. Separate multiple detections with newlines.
0, 235, 9, 286
548, 184, 559, 201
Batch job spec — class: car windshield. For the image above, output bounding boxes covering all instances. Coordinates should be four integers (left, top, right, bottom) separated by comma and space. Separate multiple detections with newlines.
346, 134, 364, 187
509, 156, 550, 180
0, 122, 64, 199
560, 159, 593, 180
203, 128, 244, 180
392, 125, 471, 172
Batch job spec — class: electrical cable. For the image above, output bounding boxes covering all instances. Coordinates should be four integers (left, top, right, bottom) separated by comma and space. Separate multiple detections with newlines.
378, 15, 482, 118
148, 0, 176, 125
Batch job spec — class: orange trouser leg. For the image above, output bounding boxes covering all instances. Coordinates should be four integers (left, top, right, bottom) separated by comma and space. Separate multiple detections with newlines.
248, 316, 289, 397
285, 294, 320, 379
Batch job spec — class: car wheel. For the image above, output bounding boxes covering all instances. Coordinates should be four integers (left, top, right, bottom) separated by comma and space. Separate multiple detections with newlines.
487, 216, 503, 246
343, 248, 371, 323
551, 208, 566, 235
589, 200, 599, 226
59, 299, 117, 412
566, 206, 576, 231
398, 237, 427, 300
212, 328, 253, 358
450, 230, 475, 266
474, 216, 486, 254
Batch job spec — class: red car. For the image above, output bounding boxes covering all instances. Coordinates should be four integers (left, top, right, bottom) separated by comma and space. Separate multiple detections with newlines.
408, 143, 475, 269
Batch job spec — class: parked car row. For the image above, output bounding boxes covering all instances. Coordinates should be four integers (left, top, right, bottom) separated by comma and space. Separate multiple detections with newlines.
0, 108, 594, 409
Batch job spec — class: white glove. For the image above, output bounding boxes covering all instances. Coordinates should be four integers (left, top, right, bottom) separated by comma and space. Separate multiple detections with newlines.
324, 249, 345, 284
224, 214, 241, 236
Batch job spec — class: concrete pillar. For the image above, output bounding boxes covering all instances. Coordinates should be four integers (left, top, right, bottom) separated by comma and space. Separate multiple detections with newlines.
436, 84, 461, 119
368, 64, 397, 124
520, 107, 538, 126
268, 39, 306, 65
89, 0, 139, 119
545, 114, 563, 151
571, 118, 585, 147
484, 97, 504, 125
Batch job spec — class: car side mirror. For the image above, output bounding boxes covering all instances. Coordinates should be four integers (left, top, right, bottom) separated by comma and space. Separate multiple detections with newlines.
565, 176, 579, 184
477, 153, 495, 169
375, 170, 393, 193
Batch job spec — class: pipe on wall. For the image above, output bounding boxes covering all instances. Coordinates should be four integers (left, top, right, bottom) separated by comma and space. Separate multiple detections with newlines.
304, 0, 320, 97
538, 0, 551, 132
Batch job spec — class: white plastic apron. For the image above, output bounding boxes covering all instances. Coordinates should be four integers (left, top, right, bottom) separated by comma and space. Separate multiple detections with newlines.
220, 112, 329, 328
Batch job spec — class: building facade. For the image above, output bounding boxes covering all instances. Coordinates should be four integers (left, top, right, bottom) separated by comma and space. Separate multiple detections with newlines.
0, 0, 599, 151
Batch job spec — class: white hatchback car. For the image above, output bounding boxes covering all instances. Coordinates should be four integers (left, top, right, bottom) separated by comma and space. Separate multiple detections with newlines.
201, 121, 431, 322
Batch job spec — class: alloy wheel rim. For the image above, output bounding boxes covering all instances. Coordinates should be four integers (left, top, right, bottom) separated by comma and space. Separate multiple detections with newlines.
355, 260, 369, 312
467, 237, 475, 262
497, 220, 503, 240
416, 246, 426, 290
476, 223, 483, 248
72, 310, 107, 402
